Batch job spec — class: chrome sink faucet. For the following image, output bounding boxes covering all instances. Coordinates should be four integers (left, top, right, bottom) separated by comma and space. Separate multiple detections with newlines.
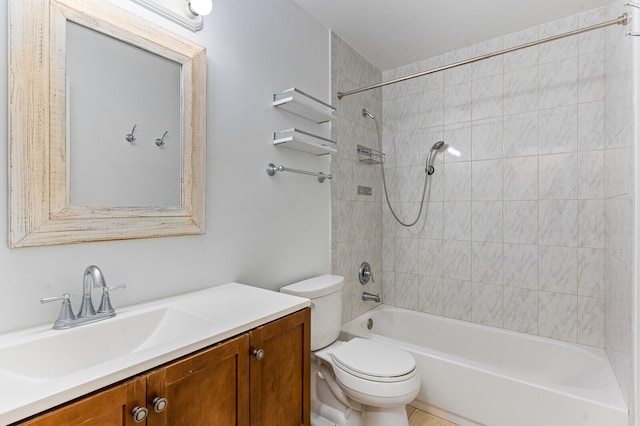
41, 265, 126, 330
78, 265, 106, 318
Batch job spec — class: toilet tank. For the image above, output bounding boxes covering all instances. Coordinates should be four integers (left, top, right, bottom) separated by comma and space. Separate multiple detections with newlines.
280, 275, 344, 351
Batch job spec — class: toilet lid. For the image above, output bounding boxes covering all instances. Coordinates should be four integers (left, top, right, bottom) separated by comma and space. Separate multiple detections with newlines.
330, 338, 415, 381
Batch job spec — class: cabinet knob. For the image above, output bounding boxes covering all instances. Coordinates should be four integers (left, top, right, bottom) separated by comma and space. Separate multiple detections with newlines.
252, 348, 265, 360
131, 406, 148, 423
153, 396, 169, 413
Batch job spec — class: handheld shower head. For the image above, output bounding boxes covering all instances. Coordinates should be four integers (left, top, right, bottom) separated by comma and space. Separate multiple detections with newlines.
425, 140, 446, 175
362, 108, 376, 120
431, 141, 445, 150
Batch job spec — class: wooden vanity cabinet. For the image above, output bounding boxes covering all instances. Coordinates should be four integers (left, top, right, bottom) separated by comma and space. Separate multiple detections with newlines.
17, 376, 147, 426
146, 334, 249, 426
14, 308, 310, 426
249, 307, 310, 426
16, 335, 247, 426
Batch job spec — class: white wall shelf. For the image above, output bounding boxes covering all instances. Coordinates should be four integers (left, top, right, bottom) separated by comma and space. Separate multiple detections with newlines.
273, 128, 337, 155
273, 88, 336, 123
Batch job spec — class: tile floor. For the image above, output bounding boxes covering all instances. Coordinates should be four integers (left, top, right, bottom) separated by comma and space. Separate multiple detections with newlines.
407, 406, 456, 426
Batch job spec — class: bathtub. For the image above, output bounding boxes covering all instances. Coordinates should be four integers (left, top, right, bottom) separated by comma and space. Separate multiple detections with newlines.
340, 305, 628, 426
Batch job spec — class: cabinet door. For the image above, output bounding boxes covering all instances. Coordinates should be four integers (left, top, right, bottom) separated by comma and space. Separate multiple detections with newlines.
249, 308, 310, 426
146, 334, 249, 426
16, 376, 146, 426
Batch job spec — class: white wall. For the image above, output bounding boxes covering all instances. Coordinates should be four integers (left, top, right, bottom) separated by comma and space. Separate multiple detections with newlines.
0, 0, 331, 333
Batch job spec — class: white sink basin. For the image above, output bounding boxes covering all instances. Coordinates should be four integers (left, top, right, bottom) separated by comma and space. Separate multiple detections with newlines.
0, 307, 214, 380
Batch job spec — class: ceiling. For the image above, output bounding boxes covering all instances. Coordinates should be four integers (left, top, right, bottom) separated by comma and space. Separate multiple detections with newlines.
294, 0, 614, 71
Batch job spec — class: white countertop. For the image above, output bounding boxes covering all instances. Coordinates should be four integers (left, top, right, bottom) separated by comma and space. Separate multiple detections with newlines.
0, 283, 309, 424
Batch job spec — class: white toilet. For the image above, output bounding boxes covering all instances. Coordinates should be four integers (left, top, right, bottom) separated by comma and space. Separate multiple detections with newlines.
281, 275, 420, 426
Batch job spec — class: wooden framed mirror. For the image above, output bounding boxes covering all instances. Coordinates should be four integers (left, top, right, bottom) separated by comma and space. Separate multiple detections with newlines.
9, 0, 206, 247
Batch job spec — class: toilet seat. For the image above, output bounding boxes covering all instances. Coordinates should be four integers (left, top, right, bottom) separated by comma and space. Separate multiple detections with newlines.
314, 339, 421, 405
330, 338, 416, 383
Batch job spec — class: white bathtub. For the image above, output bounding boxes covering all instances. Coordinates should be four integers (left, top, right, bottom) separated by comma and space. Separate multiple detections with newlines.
340, 305, 628, 426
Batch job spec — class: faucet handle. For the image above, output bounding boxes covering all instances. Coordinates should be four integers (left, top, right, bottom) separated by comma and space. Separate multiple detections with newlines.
97, 284, 126, 314
359, 262, 375, 284
366, 270, 375, 283
105, 284, 126, 292
40, 293, 70, 304
41, 293, 76, 327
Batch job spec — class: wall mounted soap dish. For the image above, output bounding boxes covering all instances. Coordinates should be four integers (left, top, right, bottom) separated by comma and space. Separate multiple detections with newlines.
357, 144, 385, 165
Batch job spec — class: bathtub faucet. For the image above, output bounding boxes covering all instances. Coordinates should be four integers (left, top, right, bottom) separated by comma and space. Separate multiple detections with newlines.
362, 292, 381, 303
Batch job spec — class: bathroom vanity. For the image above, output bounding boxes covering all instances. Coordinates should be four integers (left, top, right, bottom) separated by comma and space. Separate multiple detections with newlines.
0, 284, 310, 425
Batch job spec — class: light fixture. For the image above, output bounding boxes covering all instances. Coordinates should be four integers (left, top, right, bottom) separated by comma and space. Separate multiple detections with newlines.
131, 0, 212, 32
186, 0, 213, 17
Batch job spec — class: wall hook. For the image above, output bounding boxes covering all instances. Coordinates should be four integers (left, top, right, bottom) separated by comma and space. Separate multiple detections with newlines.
125, 124, 137, 143
155, 131, 168, 147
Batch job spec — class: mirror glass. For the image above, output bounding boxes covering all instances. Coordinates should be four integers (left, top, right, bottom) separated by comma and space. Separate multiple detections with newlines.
9, 0, 206, 247
66, 22, 182, 207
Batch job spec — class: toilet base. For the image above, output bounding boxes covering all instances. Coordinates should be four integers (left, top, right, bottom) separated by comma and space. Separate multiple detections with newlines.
312, 403, 362, 426
362, 405, 409, 426
313, 363, 362, 426
311, 358, 412, 426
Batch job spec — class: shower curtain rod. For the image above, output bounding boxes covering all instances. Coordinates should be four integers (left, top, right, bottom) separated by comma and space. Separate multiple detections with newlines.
337, 13, 629, 99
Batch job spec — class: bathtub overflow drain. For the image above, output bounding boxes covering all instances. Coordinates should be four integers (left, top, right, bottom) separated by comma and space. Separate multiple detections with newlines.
367, 318, 373, 330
